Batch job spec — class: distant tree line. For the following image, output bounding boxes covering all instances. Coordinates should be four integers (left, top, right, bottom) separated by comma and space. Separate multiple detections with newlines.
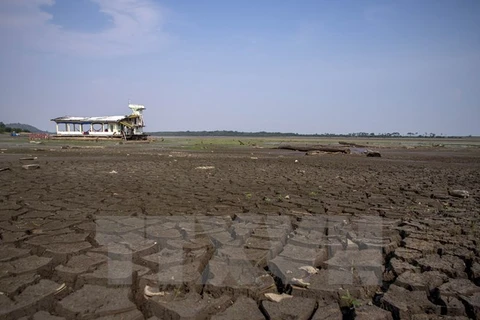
148, 130, 467, 138
0, 122, 31, 133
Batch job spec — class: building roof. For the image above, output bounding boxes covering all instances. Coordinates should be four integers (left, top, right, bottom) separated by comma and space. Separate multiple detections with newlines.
51, 115, 127, 123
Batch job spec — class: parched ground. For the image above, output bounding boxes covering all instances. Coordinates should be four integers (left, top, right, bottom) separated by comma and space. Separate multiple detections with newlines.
0, 139, 479, 319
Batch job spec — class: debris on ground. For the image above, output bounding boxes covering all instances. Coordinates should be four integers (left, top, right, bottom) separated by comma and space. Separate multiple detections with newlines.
306, 151, 324, 156
195, 166, 215, 170
61, 145, 105, 150
264, 293, 293, 302
290, 277, 310, 287
277, 144, 349, 153
366, 151, 382, 157
299, 266, 318, 275
22, 164, 40, 170
20, 157, 38, 160
0, 167, 11, 172
448, 189, 469, 198
144, 285, 165, 297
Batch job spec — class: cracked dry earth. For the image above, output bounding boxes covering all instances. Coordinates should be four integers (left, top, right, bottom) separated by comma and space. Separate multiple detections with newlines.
0, 144, 479, 320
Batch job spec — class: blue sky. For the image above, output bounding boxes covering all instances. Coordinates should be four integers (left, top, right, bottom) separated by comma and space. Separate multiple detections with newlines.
1, 0, 479, 135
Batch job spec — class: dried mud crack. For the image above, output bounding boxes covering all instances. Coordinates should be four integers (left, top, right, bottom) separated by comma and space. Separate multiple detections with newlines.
0, 144, 479, 319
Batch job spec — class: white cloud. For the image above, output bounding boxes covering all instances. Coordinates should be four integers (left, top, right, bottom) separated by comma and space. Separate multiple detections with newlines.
0, 0, 170, 57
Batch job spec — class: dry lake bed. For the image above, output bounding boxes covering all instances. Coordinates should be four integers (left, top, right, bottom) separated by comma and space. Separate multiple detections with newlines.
0, 136, 479, 319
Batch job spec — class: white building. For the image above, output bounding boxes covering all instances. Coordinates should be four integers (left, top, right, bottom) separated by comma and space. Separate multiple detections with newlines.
51, 104, 147, 140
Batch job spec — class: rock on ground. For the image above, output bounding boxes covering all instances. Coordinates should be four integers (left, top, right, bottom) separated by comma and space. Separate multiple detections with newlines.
148, 292, 232, 319
261, 296, 317, 320
0, 279, 66, 320
355, 304, 394, 320
211, 296, 265, 320
56, 285, 139, 319
380, 285, 440, 319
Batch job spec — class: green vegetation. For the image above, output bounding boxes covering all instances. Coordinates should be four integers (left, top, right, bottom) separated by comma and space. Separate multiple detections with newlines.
148, 130, 471, 139
1, 130, 479, 151
152, 137, 265, 151
341, 290, 362, 308
0, 122, 31, 133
